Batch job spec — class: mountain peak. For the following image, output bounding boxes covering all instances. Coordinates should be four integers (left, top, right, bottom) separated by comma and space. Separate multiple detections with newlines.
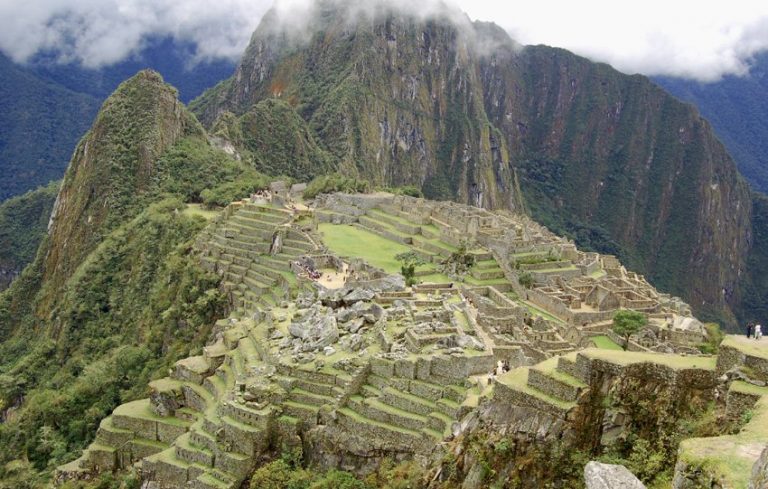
39, 70, 202, 314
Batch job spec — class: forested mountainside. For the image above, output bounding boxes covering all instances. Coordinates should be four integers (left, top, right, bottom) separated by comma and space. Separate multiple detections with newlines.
0, 38, 234, 203
655, 51, 768, 194
0, 54, 99, 202
190, 0, 763, 328
0, 71, 261, 485
0, 182, 59, 291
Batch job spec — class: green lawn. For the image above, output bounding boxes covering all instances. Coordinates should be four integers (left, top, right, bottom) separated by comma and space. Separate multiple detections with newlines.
591, 335, 623, 350
318, 223, 411, 274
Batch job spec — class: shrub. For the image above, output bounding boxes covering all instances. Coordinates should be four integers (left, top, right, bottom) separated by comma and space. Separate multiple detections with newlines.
518, 272, 534, 289
303, 174, 370, 199
200, 173, 270, 208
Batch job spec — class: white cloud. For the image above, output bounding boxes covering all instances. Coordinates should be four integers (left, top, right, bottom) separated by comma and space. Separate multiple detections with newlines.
1, 0, 767, 80
0, 0, 273, 68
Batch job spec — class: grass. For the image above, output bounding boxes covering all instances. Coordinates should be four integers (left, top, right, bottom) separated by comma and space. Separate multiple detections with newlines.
580, 349, 717, 370
496, 368, 576, 410
678, 393, 768, 489
418, 272, 454, 283
591, 335, 623, 350
318, 223, 411, 273
721, 335, 768, 360
182, 203, 219, 220
114, 399, 191, 427
730, 380, 768, 397
532, 357, 586, 387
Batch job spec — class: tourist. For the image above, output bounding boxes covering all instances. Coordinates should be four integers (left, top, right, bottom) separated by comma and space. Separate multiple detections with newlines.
747, 322, 754, 338
756, 324, 763, 341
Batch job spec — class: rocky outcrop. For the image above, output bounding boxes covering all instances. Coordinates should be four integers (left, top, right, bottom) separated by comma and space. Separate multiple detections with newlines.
750, 445, 768, 489
190, 0, 758, 327
584, 461, 645, 489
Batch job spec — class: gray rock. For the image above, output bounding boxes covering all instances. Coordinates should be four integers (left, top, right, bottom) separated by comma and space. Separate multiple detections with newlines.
323, 346, 336, 356
750, 445, 768, 489
584, 461, 645, 489
342, 288, 375, 305
362, 313, 376, 324
456, 334, 485, 351
269, 329, 285, 340
347, 318, 365, 334
340, 333, 364, 352
370, 303, 385, 320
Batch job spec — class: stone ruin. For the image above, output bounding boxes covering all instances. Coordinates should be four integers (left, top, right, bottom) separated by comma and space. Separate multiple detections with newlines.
55, 191, 740, 489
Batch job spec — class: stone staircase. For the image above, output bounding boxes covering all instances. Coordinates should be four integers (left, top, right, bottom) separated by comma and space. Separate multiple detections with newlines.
200, 203, 317, 313
336, 361, 469, 451
273, 364, 347, 426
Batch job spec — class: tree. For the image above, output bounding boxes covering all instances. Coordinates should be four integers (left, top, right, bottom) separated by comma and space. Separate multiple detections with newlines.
395, 251, 425, 287
518, 272, 534, 289
612, 310, 647, 350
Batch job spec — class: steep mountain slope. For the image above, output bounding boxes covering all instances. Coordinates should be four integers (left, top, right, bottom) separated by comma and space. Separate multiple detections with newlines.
191, 2, 757, 327
0, 71, 267, 483
38, 70, 204, 313
0, 182, 58, 291
655, 52, 768, 194
0, 54, 99, 202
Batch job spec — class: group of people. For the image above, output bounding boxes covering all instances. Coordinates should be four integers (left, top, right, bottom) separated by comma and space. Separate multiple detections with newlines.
746, 321, 763, 340
294, 261, 322, 280
249, 190, 272, 203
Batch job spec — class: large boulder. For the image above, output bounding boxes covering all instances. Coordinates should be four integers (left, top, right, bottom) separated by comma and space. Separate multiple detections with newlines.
584, 462, 645, 489
289, 307, 340, 352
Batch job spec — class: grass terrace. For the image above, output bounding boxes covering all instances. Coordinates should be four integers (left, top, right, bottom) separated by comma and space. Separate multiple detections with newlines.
591, 335, 623, 351
580, 349, 717, 371
721, 335, 768, 360
318, 223, 410, 273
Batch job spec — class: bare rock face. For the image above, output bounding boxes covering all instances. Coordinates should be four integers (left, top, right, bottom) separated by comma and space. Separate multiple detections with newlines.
750, 445, 768, 489
191, 0, 762, 327
584, 462, 646, 489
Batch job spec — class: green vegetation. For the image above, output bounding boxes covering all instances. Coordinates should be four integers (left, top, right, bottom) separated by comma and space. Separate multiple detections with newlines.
318, 223, 411, 273
0, 198, 226, 479
0, 73, 252, 484
303, 174, 371, 200
720, 335, 768, 360
224, 99, 336, 180
151, 137, 270, 206
440, 242, 475, 277
395, 251, 425, 287
697, 323, 725, 354
591, 335, 623, 351
0, 181, 59, 289
612, 310, 648, 350
518, 272, 534, 289
0, 54, 99, 202
581, 349, 717, 371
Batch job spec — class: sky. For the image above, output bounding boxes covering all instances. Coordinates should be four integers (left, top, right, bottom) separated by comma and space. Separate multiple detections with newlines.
1, 0, 767, 81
